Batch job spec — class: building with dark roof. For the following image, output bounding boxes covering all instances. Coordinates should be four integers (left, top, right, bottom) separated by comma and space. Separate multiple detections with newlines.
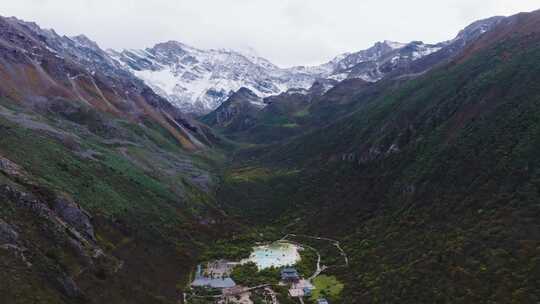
281, 267, 300, 283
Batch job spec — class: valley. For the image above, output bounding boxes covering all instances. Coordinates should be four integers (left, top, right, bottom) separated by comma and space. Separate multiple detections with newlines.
1, 7, 540, 304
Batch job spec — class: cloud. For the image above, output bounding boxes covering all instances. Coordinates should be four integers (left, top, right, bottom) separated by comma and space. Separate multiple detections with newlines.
2, 0, 539, 67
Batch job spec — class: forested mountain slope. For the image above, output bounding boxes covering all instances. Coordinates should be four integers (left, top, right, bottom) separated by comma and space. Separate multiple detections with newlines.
0, 16, 234, 304
217, 10, 540, 303
1, 8, 540, 304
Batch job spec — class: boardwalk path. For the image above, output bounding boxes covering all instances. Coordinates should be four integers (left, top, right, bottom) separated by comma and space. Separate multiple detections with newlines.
281, 233, 350, 304
281, 233, 349, 269
264, 286, 278, 304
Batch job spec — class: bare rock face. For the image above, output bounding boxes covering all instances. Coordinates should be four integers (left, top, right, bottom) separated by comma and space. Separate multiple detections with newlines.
0, 219, 19, 245
202, 87, 264, 131
0, 156, 96, 242
0, 184, 118, 297
0, 156, 27, 180
0, 184, 99, 256
52, 196, 95, 241
56, 275, 83, 299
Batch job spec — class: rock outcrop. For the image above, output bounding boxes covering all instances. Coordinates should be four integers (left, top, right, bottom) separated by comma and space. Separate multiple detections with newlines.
0, 219, 19, 245
52, 196, 95, 241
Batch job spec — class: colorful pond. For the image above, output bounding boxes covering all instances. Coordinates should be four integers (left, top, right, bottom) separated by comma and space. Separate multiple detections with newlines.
242, 242, 301, 269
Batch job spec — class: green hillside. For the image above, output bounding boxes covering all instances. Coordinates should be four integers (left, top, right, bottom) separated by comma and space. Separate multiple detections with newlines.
2, 9, 540, 304
0, 98, 235, 304
216, 23, 540, 303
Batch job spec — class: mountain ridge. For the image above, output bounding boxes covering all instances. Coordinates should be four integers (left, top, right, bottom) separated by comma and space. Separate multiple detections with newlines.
216, 9, 540, 302
201, 15, 506, 146
0, 15, 212, 151
108, 15, 504, 114
2, 8, 540, 304
1, 14, 505, 116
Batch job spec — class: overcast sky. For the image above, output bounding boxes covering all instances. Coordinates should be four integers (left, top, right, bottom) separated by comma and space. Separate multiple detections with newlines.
3, 0, 539, 67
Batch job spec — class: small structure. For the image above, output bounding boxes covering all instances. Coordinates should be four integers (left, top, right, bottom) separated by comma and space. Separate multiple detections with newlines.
296, 279, 314, 290
289, 286, 314, 298
281, 267, 300, 283
289, 288, 304, 298
317, 299, 329, 304
191, 263, 236, 289
191, 277, 236, 289
289, 279, 314, 297
205, 260, 236, 278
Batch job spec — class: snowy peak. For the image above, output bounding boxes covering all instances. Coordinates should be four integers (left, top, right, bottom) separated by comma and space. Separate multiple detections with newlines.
108, 15, 506, 115
109, 40, 321, 114
69, 34, 101, 50
326, 40, 442, 82
383, 40, 408, 50
451, 16, 505, 45
109, 38, 444, 114
0, 15, 209, 151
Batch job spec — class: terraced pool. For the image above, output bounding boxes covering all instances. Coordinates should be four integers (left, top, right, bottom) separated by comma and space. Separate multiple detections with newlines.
242, 242, 301, 270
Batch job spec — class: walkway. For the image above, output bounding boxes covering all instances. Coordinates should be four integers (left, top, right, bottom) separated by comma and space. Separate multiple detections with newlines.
282, 234, 349, 268
264, 287, 278, 304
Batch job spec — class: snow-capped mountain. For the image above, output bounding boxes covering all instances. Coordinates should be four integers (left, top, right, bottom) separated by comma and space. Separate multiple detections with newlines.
5, 14, 504, 116
108, 40, 445, 114
0, 16, 210, 150
326, 40, 443, 82
107, 14, 506, 115
108, 42, 332, 114
451, 16, 505, 46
